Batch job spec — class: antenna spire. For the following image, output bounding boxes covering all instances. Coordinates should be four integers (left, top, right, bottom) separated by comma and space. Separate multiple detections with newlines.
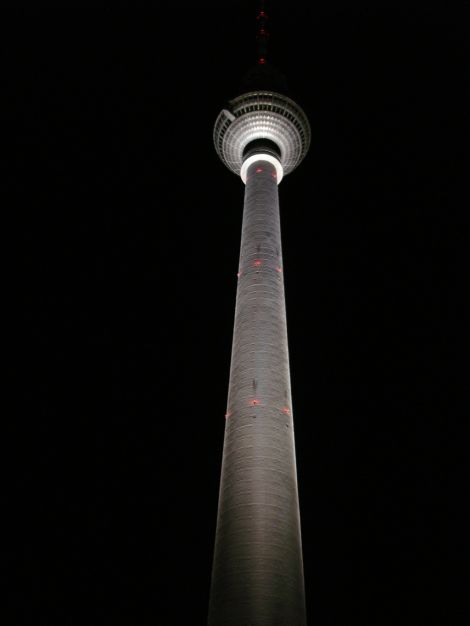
256, 0, 269, 65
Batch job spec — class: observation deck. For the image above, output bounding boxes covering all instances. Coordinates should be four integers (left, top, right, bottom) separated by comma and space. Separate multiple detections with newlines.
214, 90, 311, 180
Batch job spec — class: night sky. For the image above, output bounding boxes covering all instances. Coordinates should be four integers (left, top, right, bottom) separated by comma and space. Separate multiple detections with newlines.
10, 3, 467, 625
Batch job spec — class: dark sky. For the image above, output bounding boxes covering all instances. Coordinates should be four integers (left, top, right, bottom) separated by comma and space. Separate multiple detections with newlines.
10, 3, 467, 626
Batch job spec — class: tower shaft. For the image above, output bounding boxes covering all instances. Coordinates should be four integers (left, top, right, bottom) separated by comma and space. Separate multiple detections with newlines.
208, 159, 307, 626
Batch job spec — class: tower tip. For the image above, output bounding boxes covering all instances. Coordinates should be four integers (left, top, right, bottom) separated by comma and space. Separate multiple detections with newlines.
256, 0, 269, 66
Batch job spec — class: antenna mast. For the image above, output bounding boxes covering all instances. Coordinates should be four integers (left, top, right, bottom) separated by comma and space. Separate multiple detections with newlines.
256, 0, 269, 65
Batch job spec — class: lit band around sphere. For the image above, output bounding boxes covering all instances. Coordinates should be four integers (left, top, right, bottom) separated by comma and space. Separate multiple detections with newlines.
240, 153, 283, 184
214, 91, 310, 182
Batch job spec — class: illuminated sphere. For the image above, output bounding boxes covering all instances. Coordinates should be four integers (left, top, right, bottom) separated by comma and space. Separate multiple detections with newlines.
213, 90, 311, 182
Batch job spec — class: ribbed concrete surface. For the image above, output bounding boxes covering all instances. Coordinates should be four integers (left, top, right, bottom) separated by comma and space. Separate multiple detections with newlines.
208, 160, 306, 626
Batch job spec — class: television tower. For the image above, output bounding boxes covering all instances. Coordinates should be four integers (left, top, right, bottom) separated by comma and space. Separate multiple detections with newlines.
208, 4, 310, 625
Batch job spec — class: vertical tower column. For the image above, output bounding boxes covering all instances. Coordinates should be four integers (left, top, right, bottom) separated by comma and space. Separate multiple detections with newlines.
208, 158, 307, 626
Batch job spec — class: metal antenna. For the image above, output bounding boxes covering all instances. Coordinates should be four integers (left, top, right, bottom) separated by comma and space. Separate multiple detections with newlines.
256, 0, 269, 65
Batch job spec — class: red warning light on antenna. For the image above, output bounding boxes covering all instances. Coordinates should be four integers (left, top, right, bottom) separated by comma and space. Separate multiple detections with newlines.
258, 57, 266, 65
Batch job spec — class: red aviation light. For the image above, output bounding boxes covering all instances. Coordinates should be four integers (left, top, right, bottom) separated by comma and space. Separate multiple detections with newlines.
276, 266, 283, 273
258, 57, 266, 65
250, 399, 260, 406
282, 407, 291, 415
253, 259, 262, 267
256, 167, 263, 173
225, 411, 232, 419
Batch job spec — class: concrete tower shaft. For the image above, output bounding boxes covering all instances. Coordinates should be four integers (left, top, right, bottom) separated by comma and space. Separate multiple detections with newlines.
208, 157, 307, 626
